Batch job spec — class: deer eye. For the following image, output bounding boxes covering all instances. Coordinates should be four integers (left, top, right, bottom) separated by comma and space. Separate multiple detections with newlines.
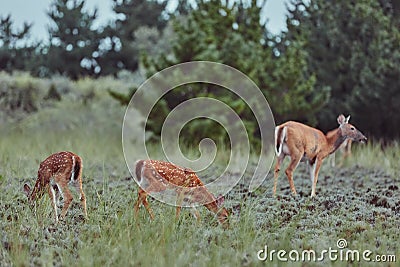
350, 127, 355, 131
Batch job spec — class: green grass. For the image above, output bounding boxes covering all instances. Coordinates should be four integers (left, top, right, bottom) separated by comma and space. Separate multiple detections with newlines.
350, 141, 400, 177
0, 81, 399, 266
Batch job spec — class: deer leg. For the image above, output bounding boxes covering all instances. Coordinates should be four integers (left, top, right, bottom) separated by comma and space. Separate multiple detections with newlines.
134, 189, 154, 220
74, 181, 87, 218
273, 154, 285, 196
176, 205, 201, 222
345, 141, 352, 159
175, 189, 205, 222
340, 141, 352, 166
134, 189, 145, 217
175, 206, 182, 219
60, 185, 73, 219
48, 178, 61, 206
311, 158, 323, 197
330, 153, 336, 168
133, 196, 141, 218
285, 154, 302, 196
141, 194, 154, 220
51, 184, 61, 207
190, 207, 201, 222
308, 160, 317, 196
175, 188, 186, 220
48, 186, 59, 223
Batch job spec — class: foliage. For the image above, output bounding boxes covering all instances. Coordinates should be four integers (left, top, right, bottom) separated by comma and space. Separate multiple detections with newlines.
110, 0, 327, 146
0, 0, 399, 140
133, 21, 177, 60
0, 71, 135, 123
97, 0, 168, 76
283, 0, 400, 138
0, 72, 42, 119
44, 84, 62, 101
268, 39, 328, 124
0, 15, 31, 48
44, 0, 101, 79
0, 1, 172, 78
173, 0, 194, 16
0, 15, 37, 72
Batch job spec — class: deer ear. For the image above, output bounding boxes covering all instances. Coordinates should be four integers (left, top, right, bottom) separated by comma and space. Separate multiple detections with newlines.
337, 114, 346, 126
345, 115, 351, 123
23, 183, 31, 197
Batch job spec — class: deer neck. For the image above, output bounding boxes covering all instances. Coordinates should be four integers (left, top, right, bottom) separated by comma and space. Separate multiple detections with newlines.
29, 187, 40, 202
204, 201, 228, 224
204, 199, 219, 213
31, 177, 47, 201
326, 128, 347, 155
203, 194, 223, 216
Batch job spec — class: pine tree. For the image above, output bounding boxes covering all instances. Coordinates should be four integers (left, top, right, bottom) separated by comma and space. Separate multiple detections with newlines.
45, 0, 100, 79
112, 0, 327, 143
97, 0, 168, 76
0, 15, 34, 72
284, 0, 400, 138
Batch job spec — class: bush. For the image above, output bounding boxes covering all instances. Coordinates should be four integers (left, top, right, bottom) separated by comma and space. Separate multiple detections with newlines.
0, 72, 135, 122
0, 72, 42, 117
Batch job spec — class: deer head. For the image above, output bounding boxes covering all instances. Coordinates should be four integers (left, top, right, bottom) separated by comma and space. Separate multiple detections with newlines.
337, 114, 367, 144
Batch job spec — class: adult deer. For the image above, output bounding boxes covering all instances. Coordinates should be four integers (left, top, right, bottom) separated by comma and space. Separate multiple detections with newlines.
23, 151, 87, 223
134, 159, 229, 226
273, 115, 367, 197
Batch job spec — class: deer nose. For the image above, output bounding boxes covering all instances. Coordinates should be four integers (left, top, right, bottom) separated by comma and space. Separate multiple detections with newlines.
360, 136, 367, 143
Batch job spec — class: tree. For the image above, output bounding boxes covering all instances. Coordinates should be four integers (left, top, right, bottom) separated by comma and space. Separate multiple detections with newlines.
112, 0, 327, 144
97, 0, 168, 76
284, 0, 400, 139
0, 15, 35, 72
45, 0, 100, 79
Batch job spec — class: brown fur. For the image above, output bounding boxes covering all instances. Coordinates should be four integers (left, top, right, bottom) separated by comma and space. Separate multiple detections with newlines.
23, 151, 87, 223
274, 114, 367, 197
133, 159, 229, 226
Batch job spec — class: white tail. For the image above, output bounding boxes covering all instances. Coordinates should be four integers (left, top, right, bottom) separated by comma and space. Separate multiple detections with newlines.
133, 159, 229, 226
273, 114, 367, 197
23, 151, 87, 223
275, 125, 287, 156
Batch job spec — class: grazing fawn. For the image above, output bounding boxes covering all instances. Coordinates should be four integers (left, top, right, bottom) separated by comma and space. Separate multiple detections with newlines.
134, 159, 229, 226
273, 114, 367, 197
23, 151, 87, 223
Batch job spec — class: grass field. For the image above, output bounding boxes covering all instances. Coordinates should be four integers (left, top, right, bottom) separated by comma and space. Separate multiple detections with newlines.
0, 82, 399, 266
